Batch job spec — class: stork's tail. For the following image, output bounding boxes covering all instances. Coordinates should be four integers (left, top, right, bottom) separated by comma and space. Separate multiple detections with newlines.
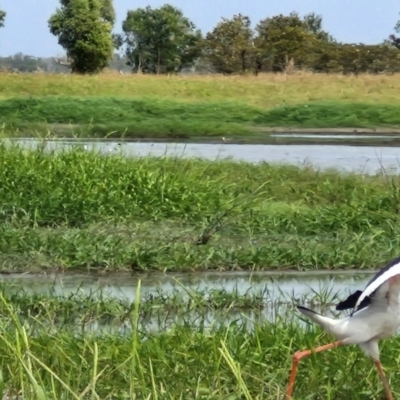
297, 305, 336, 331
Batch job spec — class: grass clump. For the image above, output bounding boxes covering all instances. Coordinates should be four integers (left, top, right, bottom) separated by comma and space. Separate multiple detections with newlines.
0, 143, 400, 271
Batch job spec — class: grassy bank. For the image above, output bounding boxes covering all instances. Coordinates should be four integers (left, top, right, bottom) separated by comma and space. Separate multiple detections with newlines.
0, 143, 400, 271
2, 96, 400, 138
2, 73, 400, 138
0, 288, 397, 399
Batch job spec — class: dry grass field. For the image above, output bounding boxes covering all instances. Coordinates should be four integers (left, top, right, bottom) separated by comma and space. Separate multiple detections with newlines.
0, 71, 399, 107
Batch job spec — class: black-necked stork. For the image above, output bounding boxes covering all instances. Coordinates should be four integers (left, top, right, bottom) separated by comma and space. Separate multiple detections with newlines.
286, 256, 400, 400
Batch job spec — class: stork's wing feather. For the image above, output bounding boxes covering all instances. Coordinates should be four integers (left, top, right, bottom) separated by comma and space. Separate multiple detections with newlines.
336, 290, 370, 311
352, 256, 400, 313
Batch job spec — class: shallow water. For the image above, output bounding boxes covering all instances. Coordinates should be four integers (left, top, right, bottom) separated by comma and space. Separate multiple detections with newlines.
270, 133, 400, 139
0, 270, 373, 301
1, 270, 375, 333
9, 138, 400, 174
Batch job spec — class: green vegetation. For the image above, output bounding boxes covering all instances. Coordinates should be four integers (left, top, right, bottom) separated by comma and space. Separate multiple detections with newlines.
0, 96, 255, 137
4, 4, 400, 399
2, 73, 400, 139
49, 0, 115, 74
102, 5, 400, 75
1, 6, 400, 400
203, 14, 254, 75
262, 102, 400, 127
121, 4, 201, 74
0, 286, 396, 399
3, 96, 400, 138
0, 286, 286, 319
0, 142, 399, 272
0, 9, 5, 29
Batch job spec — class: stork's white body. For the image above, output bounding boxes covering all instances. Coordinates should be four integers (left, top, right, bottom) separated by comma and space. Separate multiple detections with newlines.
287, 256, 400, 399
299, 274, 400, 360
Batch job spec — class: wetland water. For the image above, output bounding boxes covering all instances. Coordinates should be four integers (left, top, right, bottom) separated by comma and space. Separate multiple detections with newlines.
1, 271, 376, 333
9, 138, 400, 174
4, 138, 397, 331
0, 270, 374, 300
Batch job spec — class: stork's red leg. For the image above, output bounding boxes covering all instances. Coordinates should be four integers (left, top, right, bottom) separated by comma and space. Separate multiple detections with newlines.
286, 341, 342, 399
374, 361, 394, 400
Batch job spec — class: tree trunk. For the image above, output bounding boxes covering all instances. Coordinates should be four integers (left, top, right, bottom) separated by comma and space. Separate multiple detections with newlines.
157, 48, 161, 75
138, 54, 143, 74
241, 50, 246, 73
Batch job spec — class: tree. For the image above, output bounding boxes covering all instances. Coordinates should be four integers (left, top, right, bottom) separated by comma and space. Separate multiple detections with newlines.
203, 14, 254, 74
303, 13, 334, 42
255, 12, 320, 72
121, 5, 201, 74
389, 15, 400, 50
0, 53, 50, 73
0, 9, 5, 28
48, 0, 115, 74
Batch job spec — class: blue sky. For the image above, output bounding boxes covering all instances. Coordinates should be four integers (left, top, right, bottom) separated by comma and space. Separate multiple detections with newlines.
0, 0, 399, 57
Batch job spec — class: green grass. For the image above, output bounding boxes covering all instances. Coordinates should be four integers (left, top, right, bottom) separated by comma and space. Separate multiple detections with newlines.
1, 142, 400, 271
261, 102, 400, 128
1, 96, 255, 138
0, 287, 397, 399
2, 96, 400, 138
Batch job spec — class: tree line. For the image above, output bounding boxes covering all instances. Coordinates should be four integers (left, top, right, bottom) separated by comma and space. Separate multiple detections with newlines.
1, 1, 400, 75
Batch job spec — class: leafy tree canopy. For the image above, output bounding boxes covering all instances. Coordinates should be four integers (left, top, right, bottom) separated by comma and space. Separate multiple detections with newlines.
388, 15, 400, 50
0, 9, 5, 28
255, 12, 321, 71
303, 12, 335, 42
121, 4, 201, 74
307, 41, 400, 74
203, 14, 255, 74
48, 0, 115, 74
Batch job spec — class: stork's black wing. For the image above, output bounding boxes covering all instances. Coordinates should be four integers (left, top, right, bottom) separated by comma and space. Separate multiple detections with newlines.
335, 290, 371, 311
